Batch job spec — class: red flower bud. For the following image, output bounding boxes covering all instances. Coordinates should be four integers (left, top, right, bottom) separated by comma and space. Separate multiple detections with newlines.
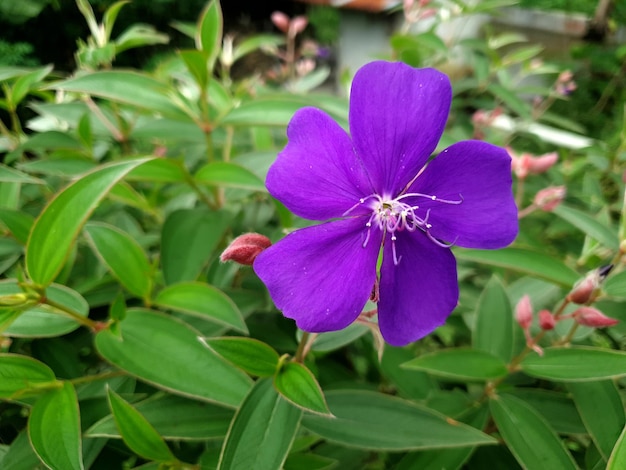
289, 16, 308, 37
220, 233, 272, 266
271, 11, 290, 34
573, 306, 618, 328
534, 186, 566, 212
515, 295, 533, 330
566, 266, 611, 304
527, 152, 558, 174
538, 309, 556, 330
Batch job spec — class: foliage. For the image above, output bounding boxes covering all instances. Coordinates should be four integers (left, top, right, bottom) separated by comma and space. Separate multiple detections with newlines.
1, 0, 626, 469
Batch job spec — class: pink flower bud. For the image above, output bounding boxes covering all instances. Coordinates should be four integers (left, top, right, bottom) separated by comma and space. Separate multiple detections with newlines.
538, 310, 556, 330
534, 186, 566, 212
220, 233, 272, 266
289, 16, 308, 38
271, 11, 290, 34
515, 295, 533, 330
573, 306, 618, 328
566, 266, 611, 304
527, 152, 558, 174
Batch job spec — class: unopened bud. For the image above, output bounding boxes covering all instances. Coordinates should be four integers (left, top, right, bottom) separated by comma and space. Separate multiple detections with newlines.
573, 306, 619, 328
220, 233, 272, 266
0, 293, 29, 306
271, 11, 290, 34
566, 266, 610, 304
220, 35, 234, 68
534, 186, 566, 212
289, 16, 308, 37
527, 152, 558, 174
538, 310, 556, 330
515, 295, 533, 329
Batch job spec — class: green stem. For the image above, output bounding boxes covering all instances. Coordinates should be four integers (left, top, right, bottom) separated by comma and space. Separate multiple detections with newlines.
43, 297, 101, 331
294, 332, 311, 363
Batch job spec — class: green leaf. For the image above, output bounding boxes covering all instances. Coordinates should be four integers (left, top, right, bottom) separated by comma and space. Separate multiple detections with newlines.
1, 281, 89, 338
568, 381, 625, 460
0, 353, 58, 399
205, 337, 279, 377
154, 282, 247, 333
231, 34, 284, 63
520, 347, 626, 381
302, 390, 496, 451
553, 204, 619, 251
126, 158, 186, 183
0, 209, 34, 244
1, 430, 42, 470
180, 49, 208, 89
107, 388, 177, 463
86, 393, 233, 440
161, 208, 231, 285
50, 71, 188, 120
103, 0, 129, 41
84, 222, 152, 299
488, 83, 532, 119
473, 276, 515, 362
489, 394, 577, 469
221, 98, 306, 127
274, 362, 331, 416
604, 270, 626, 299
509, 389, 586, 435
218, 378, 302, 470
455, 247, 579, 287
608, 424, 626, 469
194, 162, 266, 191
0, 163, 44, 184
196, 0, 222, 69
26, 158, 152, 287
402, 348, 508, 382
297, 324, 369, 353
95, 309, 252, 407
28, 382, 84, 470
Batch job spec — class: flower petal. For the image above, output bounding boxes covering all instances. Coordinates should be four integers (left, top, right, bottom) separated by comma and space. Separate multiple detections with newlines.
378, 232, 458, 346
349, 61, 451, 196
254, 218, 382, 332
411, 140, 518, 249
266, 107, 372, 220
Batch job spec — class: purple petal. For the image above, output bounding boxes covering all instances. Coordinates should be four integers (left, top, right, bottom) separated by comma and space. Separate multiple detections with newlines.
266, 107, 372, 220
378, 231, 459, 346
253, 218, 382, 332
349, 61, 451, 196
411, 140, 518, 249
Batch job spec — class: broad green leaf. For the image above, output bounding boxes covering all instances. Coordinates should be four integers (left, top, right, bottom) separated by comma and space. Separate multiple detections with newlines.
206, 337, 279, 376
84, 222, 152, 299
297, 324, 369, 352
218, 378, 302, 470
161, 208, 231, 285
50, 71, 188, 120
520, 347, 626, 381
473, 276, 515, 362
395, 405, 490, 470
490, 394, 577, 469
1, 430, 42, 470
221, 98, 307, 127
18, 158, 97, 177
488, 83, 532, 119
107, 388, 177, 463
86, 393, 233, 440
103, 0, 129, 40
381, 346, 437, 401
402, 348, 508, 381
274, 362, 331, 416
568, 381, 625, 460
10, 65, 53, 108
602, 269, 626, 299
302, 390, 496, 450
455, 247, 579, 287
194, 162, 266, 191
154, 282, 247, 333
0, 209, 34, 244
114, 24, 169, 54
0, 353, 58, 399
196, 0, 222, 69
0, 164, 44, 184
28, 382, 84, 470
509, 389, 586, 435
553, 204, 619, 250
26, 158, 151, 287
283, 453, 336, 470
232, 35, 284, 63
1, 281, 89, 338
95, 309, 252, 407
180, 49, 208, 89
608, 424, 626, 469
126, 158, 186, 183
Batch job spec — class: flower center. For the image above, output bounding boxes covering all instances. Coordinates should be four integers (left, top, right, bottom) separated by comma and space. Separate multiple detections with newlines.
344, 192, 463, 265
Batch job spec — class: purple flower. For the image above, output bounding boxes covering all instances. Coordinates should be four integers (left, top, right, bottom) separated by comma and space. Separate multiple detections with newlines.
253, 61, 518, 346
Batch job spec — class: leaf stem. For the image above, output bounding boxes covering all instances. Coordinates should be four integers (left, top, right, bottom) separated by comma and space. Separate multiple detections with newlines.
42, 296, 101, 331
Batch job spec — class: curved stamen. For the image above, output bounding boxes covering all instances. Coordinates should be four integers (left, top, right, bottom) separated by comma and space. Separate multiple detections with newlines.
396, 192, 464, 205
